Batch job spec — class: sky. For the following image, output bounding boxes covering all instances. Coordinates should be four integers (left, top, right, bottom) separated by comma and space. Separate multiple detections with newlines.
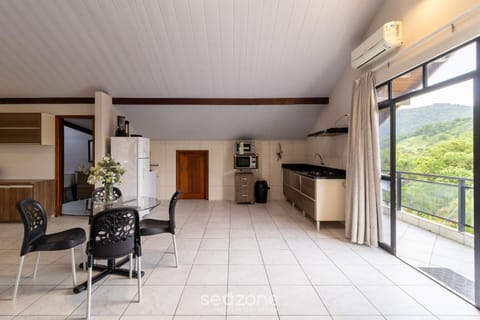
406, 42, 475, 108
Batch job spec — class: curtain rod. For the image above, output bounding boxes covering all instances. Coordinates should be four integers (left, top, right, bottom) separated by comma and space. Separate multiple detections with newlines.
372, 4, 480, 72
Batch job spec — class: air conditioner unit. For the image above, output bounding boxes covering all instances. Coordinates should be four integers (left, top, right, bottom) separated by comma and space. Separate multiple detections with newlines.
351, 21, 402, 69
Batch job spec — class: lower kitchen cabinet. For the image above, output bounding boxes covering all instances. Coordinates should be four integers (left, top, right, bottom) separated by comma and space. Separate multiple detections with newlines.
0, 180, 55, 222
283, 169, 345, 230
235, 172, 254, 204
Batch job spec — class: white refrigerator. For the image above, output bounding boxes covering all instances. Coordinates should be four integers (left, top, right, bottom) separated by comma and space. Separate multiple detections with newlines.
110, 137, 156, 200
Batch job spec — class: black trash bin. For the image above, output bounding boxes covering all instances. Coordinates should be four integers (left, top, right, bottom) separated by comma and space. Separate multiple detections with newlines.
254, 180, 270, 203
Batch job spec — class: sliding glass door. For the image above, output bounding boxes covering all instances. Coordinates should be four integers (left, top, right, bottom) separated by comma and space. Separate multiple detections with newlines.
377, 39, 479, 306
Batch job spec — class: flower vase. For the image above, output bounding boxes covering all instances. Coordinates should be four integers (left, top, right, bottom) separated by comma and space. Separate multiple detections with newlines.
104, 183, 114, 205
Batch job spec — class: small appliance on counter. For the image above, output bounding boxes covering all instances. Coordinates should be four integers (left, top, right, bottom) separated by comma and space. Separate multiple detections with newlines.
233, 140, 258, 170
115, 116, 129, 137
235, 140, 255, 154
234, 153, 258, 170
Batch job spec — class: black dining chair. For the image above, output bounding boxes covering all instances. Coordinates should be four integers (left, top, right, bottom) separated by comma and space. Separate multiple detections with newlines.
89, 186, 122, 221
140, 191, 181, 268
13, 199, 86, 301
86, 206, 142, 319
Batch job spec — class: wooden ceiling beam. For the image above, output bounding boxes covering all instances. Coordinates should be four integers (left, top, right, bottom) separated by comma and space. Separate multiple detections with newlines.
0, 97, 329, 105
112, 97, 328, 105
0, 97, 95, 104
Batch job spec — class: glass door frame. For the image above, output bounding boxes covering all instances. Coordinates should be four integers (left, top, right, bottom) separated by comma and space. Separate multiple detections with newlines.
378, 83, 396, 255
474, 38, 480, 307
375, 38, 480, 306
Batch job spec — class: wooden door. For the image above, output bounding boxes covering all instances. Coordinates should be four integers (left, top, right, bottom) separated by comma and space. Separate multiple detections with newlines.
176, 150, 208, 199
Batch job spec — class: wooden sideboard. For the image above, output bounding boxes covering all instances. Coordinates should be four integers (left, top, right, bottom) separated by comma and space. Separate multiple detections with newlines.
0, 180, 55, 222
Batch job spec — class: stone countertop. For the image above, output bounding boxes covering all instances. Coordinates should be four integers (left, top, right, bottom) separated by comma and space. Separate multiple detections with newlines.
282, 163, 346, 179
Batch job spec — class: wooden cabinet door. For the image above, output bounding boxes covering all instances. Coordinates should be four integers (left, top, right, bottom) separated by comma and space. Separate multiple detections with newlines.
176, 150, 208, 199
0, 186, 33, 222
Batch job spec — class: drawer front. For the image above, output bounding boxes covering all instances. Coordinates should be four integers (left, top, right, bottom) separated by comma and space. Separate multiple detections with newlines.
300, 177, 315, 199
302, 197, 316, 219
235, 173, 254, 203
283, 170, 300, 189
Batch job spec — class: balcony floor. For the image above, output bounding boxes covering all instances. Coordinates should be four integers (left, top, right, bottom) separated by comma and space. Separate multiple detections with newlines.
383, 213, 475, 300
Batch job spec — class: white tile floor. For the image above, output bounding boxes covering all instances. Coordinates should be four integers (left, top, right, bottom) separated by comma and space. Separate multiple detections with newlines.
396, 218, 475, 280
1, 200, 479, 319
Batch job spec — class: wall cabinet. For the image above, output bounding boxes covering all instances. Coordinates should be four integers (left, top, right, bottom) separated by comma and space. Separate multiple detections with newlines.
283, 169, 345, 230
0, 180, 55, 222
0, 113, 55, 145
235, 172, 254, 204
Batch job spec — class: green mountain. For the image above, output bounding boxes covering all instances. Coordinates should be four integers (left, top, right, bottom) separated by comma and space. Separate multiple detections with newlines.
380, 103, 473, 177
379, 103, 472, 138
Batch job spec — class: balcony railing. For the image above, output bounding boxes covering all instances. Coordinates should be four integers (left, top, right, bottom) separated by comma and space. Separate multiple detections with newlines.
381, 171, 474, 232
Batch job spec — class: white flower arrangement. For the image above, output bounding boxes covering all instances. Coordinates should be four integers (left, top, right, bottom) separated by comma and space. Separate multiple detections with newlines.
87, 155, 126, 186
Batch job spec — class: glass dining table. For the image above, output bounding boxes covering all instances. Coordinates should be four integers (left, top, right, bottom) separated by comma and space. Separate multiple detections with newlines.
72, 196, 161, 294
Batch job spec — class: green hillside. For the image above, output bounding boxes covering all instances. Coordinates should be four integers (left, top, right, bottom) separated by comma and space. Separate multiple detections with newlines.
380, 103, 472, 177
379, 103, 473, 229
379, 103, 472, 138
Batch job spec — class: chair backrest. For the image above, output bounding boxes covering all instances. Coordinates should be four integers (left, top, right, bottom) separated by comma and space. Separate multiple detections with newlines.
16, 199, 48, 256
88, 207, 141, 260
91, 187, 122, 202
168, 191, 181, 232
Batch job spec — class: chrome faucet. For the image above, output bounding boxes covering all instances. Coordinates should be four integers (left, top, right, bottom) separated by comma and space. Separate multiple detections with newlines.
314, 153, 325, 165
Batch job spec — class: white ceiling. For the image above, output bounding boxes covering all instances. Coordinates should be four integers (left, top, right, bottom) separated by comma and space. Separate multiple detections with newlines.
0, 0, 384, 139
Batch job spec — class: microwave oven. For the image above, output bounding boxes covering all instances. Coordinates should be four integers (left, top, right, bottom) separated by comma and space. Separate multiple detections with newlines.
234, 154, 258, 169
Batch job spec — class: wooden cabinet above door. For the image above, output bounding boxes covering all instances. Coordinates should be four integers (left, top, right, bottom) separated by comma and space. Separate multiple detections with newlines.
0, 113, 54, 145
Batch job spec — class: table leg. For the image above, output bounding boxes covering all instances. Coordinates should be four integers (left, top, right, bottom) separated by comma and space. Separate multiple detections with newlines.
73, 257, 144, 294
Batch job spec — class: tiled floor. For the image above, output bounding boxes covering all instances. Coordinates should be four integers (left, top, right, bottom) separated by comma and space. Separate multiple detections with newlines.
1, 200, 479, 319
396, 218, 474, 280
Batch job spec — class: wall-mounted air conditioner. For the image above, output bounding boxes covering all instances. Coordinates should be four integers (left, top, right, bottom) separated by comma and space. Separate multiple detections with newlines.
351, 21, 402, 69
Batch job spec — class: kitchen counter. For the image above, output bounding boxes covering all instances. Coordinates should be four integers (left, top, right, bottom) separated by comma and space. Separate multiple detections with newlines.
281, 163, 346, 179
282, 165, 345, 230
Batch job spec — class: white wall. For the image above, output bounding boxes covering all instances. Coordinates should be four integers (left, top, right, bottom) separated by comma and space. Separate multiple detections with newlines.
94, 91, 117, 162
0, 104, 93, 179
151, 139, 306, 200
64, 126, 92, 173
306, 134, 348, 170
307, 0, 480, 170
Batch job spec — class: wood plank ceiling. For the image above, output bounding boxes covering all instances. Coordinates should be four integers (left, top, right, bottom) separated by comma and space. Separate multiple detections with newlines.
0, 0, 384, 139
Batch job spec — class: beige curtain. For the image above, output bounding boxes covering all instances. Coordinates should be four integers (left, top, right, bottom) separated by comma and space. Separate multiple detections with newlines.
345, 71, 383, 246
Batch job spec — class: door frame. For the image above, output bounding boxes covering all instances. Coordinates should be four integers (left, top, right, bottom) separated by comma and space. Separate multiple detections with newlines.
176, 150, 209, 200
55, 115, 94, 216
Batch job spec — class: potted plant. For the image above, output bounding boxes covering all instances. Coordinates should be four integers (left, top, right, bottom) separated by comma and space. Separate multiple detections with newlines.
87, 155, 126, 204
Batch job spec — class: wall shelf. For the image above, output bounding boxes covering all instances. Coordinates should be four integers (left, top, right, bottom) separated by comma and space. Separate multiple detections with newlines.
307, 127, 348, 137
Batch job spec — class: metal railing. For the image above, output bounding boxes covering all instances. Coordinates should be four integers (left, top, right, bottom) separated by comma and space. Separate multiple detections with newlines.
382, 171, 474, 232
